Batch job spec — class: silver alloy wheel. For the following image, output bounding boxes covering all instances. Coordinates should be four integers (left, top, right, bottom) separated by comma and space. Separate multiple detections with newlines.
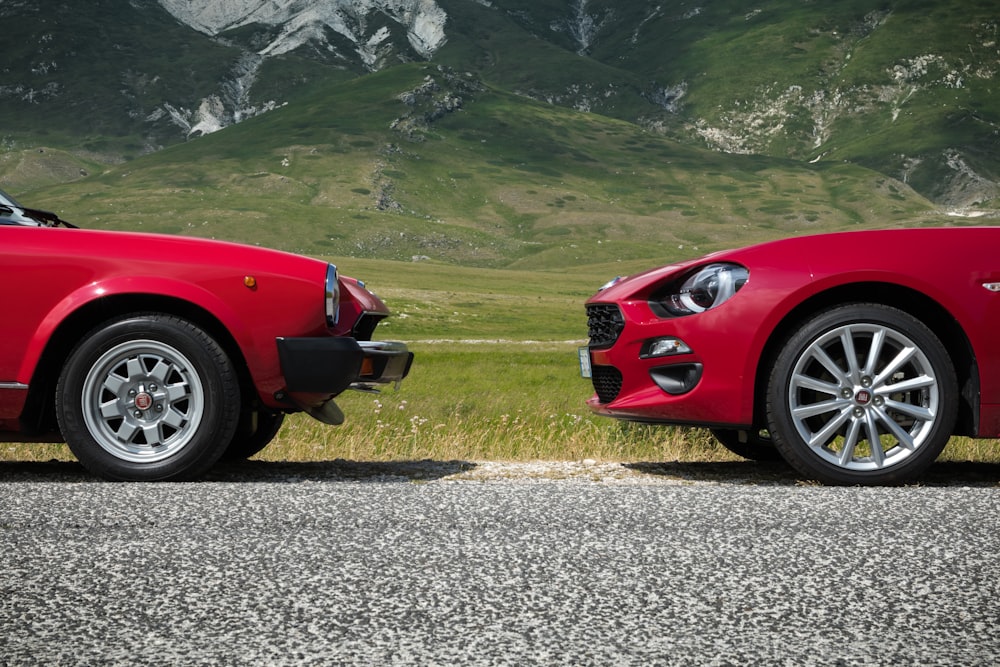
80, 339, 206, 463
786, 322, 940, 471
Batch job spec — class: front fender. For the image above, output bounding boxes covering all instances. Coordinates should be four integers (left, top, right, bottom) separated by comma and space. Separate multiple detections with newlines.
19, 275, 258, 384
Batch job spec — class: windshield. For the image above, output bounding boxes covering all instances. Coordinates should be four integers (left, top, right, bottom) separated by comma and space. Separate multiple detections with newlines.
0, 189, 76, 228
0, 188, 22, 209
0, 187, 33, 225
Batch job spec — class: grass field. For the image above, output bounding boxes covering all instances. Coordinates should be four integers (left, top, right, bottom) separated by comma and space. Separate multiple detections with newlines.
3, 259, 999, 470
2, 0, 998, 477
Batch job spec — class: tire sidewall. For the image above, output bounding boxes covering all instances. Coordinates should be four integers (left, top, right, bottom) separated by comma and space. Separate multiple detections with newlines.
766, 304, 958, 485
56, 314, 240, 481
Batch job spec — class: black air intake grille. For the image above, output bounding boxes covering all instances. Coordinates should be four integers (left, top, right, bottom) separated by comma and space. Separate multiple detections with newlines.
591, 365, 623, 404
586, 304, 624, 348
352, 313, 384, 341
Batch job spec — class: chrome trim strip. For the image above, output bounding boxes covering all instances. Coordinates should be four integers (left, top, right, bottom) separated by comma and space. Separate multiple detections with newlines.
0, 382, 28, 390
357, 341, 409, 353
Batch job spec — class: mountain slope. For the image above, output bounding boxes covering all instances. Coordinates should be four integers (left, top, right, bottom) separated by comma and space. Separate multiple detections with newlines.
0, 0, 997, 213
27, 64, 940, 269
436, 0, 1000, 210
0, 0, 239, 153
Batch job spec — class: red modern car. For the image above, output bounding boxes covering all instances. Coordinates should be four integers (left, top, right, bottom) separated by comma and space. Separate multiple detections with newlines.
1, 189, 412, 481
582, 227, 1000, 485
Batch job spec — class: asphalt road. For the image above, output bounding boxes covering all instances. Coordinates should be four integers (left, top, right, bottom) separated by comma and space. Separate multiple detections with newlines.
2, 459, 1000, 666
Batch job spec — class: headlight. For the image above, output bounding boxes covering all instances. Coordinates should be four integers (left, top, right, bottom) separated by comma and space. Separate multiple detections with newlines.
325, 263, 340, 327
662, 263, 748, 316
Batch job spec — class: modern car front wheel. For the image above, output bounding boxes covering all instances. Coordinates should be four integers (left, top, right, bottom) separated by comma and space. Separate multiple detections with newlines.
56, 314, 240, 481
766, 304, 957, 485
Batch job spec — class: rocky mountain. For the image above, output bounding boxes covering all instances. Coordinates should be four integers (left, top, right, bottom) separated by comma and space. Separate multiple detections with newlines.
0, 0, 997, 212
151, 0, 449, 137
158, 0, 447, 64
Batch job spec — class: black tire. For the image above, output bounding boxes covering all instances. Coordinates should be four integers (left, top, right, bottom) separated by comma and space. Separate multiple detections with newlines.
222, 408, 285, 461
55, 314, 240, 481
710, 428, 785, 462
766, 304, 957, 486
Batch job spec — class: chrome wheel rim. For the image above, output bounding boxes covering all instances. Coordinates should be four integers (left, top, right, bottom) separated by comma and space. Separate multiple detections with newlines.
81, 340, 205, 463
787, 323, 940, 471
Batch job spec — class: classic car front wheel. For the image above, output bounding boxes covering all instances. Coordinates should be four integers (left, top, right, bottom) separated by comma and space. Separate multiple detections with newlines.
56, 314, 240, 481
766, 304, 958, 486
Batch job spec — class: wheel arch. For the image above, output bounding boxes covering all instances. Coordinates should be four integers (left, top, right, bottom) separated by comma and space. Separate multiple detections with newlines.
20, 294, 254, 437
753, 281, 978, 437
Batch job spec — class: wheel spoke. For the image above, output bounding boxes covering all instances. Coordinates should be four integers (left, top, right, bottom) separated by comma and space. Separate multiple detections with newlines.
872, 346, 918, 387
808, 344, 847, 382
840, 327, 862, 384
102, 374, 127, 396
114, 419, 140, 443
877, 374, 935, 394
161, 409, 186, 430
862, 327, 886, 377
839, 418, 863, 466
883, 398, 933, 423
875, 408, 918, 450
164, 383, 190, 403
792, 396, 846, 420
863, 411, 885, 467
124, 357, 144, 381
142, 423, 163, 446
99, 398, 123, 420
148, 359, 173, 385
790, 373, 841, 396
806, 406, 853, 448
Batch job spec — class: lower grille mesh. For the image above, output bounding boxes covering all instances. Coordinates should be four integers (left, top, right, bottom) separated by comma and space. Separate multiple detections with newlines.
591, 365, 622, 404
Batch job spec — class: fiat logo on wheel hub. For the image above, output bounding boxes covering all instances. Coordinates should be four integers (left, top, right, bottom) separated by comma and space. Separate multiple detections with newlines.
134, 392, 153, 411
855, 389, 872, 405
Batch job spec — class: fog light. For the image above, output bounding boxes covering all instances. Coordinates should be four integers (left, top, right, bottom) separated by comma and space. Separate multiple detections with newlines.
642, 337, 692, 359
650, 364, 703, 395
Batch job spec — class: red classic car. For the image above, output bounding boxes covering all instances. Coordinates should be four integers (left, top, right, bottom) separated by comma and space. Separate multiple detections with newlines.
1, 189, 412, 481
582, 227, 1000, 485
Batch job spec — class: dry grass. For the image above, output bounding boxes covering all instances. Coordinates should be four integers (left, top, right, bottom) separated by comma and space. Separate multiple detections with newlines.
3, 344, 999, 470
261, 402, 738, 464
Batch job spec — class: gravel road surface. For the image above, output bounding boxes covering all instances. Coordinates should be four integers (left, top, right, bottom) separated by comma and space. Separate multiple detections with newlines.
2, 459, 999, 665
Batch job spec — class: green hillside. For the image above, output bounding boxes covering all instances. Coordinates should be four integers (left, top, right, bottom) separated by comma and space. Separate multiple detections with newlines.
23, 64, 943, 270
2, 0, 998, 212
435, 0, 1000, 209
0, 1, 236, 154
